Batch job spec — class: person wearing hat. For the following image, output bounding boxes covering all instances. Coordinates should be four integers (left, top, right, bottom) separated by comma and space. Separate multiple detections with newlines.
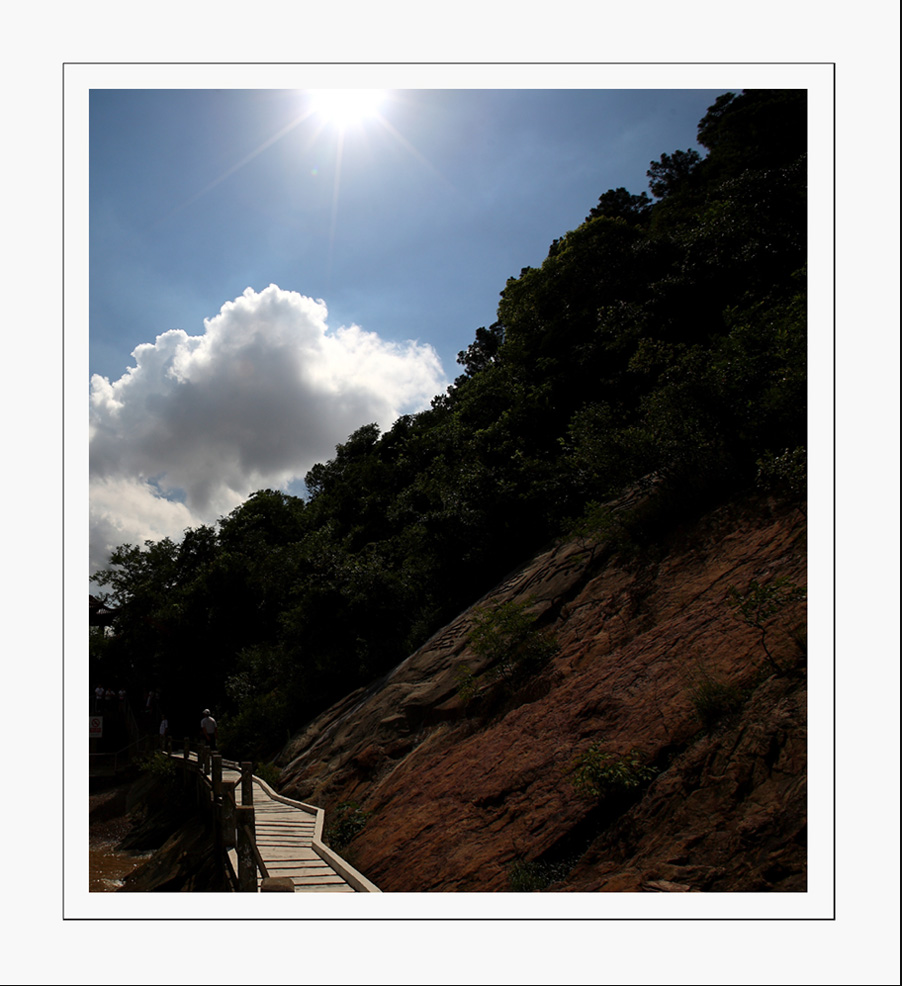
200, 709, 217, 750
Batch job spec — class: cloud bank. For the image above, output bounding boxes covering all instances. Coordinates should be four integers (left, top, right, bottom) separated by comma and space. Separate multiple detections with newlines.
90, 284, 447, 576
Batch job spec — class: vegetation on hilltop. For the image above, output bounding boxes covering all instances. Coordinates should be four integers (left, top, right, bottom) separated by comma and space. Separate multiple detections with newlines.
91, 90, 807, 758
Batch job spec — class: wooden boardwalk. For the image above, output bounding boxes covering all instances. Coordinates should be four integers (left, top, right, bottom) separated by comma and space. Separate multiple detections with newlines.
226, 770, 371, 892
171, 752, 379, 892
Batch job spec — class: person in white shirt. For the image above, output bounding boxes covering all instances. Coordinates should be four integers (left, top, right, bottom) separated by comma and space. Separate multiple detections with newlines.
200, 709, 217, 749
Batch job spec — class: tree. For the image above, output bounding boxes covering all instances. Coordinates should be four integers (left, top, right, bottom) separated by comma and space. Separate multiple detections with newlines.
92, 537, 179, 608
585, 187, 651, 224
456, 322, 504, 378
695, 92, 738, 149
304, 423, 381, 500
697, 89, 807, 175
646, 148, 701, 198
217, 489, 307, 552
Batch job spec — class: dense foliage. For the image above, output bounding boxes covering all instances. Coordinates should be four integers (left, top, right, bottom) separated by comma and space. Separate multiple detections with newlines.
91, 90, 807, 758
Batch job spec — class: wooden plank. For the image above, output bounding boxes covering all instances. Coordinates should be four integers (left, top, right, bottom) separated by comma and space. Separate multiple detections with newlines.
294, 885, 355, 893
268, 870, 344, 881
258, 850, 322, 857
256, 820, 315, 827
257, 819, 314, 827
287, 875, 350, 883
256, 829, 316, 837
256, 839, 318, 844
257, 822, 316, 829
266, 861, 338, 872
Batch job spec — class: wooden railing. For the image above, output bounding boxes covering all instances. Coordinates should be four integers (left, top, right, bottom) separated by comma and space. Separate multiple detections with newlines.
168, 741, 267, 891
164, 741, 384, 893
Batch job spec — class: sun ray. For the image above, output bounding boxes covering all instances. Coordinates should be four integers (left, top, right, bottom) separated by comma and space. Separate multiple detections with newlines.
373, 114, 460, 195
157, 107, 318, 226
326, 130, 345, 283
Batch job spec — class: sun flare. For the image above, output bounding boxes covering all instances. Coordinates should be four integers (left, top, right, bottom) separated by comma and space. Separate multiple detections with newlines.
308, 89, 386, 129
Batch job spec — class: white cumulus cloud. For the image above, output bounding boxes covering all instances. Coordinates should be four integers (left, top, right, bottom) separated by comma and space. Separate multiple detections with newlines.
90, 284, 447, 576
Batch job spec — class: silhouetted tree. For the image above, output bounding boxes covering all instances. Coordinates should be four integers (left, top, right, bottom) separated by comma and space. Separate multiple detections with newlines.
646, 148, 701, 198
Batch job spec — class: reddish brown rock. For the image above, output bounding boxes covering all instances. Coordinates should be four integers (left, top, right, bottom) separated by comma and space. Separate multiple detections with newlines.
278, 495, 807, 892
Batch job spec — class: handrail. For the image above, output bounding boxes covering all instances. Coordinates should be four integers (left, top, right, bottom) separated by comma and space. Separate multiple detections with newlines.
163, 746, 377, 892
249, 836, 270, 881
166, 748, 268, 890
220, 777, 269, 881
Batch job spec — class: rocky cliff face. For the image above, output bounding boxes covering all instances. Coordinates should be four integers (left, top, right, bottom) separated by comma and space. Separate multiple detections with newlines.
278, 494, 807, 892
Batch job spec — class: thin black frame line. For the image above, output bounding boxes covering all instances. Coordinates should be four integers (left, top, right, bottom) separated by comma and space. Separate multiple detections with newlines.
69, 69, 832, 920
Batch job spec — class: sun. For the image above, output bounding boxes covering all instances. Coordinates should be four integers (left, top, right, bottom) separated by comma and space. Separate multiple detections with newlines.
308, 89, 386, 130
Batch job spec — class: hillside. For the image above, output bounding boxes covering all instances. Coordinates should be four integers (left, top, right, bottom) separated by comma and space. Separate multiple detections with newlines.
277, 490, 806, 892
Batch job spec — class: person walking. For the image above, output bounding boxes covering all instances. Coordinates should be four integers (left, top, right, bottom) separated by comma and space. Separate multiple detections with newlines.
200, 709, 217, 750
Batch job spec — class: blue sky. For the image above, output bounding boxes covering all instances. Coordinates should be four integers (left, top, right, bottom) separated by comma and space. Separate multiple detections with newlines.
91, 88, 726, 380
89, 88, 730, 575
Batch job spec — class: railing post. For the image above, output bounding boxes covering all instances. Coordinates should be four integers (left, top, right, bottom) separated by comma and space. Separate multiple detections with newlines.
211, 753, 224, 858
212, 753, 223, 799
241, 762, 254, 805
221, 780, 237, 849
236, 805, 257, 892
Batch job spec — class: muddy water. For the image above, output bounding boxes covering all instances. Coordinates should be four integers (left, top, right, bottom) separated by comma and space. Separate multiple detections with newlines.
89, 787, 151, 892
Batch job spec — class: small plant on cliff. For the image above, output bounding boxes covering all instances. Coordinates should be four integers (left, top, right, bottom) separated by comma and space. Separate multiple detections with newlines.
326, 801, 372, 852
567, 502, 632, 558
571, 746, 658, 801
469, 598, 558, 684
508, 858, 572, 892
687, 668, 745, 731
727, 576, 807, 675
454, 663, 479, 707
254, 761, 282, 791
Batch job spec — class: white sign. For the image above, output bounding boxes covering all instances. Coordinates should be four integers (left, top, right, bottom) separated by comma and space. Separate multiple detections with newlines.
89, 716, 103, 738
